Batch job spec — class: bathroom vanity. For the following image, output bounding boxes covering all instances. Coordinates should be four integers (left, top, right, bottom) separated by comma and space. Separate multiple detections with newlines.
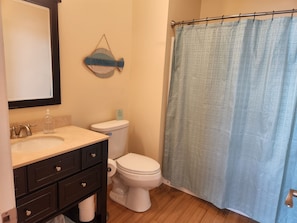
11, 126, 109, 223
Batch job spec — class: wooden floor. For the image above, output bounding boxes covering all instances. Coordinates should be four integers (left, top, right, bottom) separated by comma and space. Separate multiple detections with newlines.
107, 184, 258, 223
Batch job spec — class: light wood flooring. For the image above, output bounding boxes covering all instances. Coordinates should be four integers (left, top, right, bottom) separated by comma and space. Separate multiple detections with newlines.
107, 184, 258, 223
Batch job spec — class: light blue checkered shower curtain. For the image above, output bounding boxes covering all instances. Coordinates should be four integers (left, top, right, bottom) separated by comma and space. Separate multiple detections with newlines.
163, 17, 297, 223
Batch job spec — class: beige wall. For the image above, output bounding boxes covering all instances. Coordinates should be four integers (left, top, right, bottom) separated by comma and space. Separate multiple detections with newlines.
128, 0, 169, 161
8, 0, 296, 167
8, 0, 170, 163
7, 0, 200, 164
200, 0, 297, 18
9, 1, 132, 129
128, 0, 201, 163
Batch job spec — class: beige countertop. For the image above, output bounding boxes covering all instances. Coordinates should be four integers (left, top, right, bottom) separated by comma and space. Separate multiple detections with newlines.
11, 125, 109, 169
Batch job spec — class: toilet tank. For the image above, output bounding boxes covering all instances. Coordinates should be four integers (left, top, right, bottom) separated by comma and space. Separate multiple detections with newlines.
91, 120, 129, 159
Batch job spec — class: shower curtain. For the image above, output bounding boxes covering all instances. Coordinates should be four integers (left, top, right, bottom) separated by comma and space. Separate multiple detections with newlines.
163, 17, 297, 223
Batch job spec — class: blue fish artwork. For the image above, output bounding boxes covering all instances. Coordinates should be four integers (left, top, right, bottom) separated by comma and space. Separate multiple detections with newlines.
84, 48, 124, 77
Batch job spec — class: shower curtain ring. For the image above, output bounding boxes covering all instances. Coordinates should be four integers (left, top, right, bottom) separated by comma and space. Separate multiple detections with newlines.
272, 11, 275, 20
238, 13, 242, 23
291, 9, 295, 18
221, 15, 224, 24
188, 19, 195, 26
205, 17, 209, 26
253, 12, 256, 21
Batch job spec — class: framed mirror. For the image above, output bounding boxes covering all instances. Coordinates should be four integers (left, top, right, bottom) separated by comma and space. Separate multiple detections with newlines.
2, 0, 61, 109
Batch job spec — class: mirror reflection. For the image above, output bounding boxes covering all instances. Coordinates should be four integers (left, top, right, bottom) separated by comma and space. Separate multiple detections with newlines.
2, 0, 52, 101
1, 0, 61, 109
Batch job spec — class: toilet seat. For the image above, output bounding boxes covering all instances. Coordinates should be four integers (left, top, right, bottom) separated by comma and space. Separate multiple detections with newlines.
116, 153, 160, 175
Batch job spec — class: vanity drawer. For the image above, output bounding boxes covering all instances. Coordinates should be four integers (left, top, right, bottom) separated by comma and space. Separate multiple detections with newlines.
81, 142, 104, 169
27, 150, 81, 191
14, 167, 27, 198
17, 184, 57, 223
59, 164, 102, 208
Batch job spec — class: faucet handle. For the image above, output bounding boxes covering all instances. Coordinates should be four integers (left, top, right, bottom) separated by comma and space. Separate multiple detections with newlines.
10, 126, 18, 139
10, 123, 35, 138
17, 124, 33, 138
24, 124, 33, 136
26, 123, 36, 130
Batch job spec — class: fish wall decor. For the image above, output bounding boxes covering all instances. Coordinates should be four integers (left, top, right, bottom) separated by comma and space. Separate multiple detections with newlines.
84, 34, 124, 78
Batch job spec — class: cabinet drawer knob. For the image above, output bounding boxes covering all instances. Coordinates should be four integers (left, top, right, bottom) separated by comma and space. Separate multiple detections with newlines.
81, 182, 87, 188
90, 153, 97, 158
55, 166, 62, 172
26, 210, 32, 216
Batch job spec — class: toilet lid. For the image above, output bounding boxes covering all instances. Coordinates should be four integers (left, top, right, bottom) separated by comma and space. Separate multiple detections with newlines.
91, 120, 129, 132
116, 153, 160, 175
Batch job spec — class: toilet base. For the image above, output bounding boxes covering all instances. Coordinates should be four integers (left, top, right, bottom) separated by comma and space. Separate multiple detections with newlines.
109, 190, 127, 207
109, 187, 151, 212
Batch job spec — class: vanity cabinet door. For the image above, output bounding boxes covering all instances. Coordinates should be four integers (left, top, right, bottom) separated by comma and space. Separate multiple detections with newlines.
81, 142, 104, 169
58, 164, 102, 209
14, 167, 27, 198
27, 150, 80, 191
16, 184, 57, 223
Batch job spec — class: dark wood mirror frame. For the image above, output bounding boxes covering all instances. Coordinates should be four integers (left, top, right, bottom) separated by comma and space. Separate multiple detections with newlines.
8, 0, 61, 109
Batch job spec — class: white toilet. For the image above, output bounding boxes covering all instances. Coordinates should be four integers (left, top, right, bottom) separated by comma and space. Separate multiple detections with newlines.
90, 120, 162, 212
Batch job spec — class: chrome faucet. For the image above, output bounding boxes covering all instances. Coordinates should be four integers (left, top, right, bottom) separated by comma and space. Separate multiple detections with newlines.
10, 124, 32, 138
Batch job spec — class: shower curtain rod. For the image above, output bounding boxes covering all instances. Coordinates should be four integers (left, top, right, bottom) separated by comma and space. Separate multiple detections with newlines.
171, 9, 296, 27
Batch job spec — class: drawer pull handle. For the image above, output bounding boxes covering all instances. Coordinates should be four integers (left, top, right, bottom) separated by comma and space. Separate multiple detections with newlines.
26, 210, 32, 216
81, 182, 87, 188
90, 153, 97, 158
56, 166, 62, 172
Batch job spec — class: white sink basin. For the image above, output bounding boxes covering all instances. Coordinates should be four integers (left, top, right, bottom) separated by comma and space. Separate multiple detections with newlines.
11, 136, 64, 152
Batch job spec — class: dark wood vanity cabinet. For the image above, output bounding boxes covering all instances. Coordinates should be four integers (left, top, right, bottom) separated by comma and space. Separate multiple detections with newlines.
59, 164, 102, 209
14, 167, 28, 198
17, 185, 57, 223
27, 150, 81, 192
13, 140, 108, 223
